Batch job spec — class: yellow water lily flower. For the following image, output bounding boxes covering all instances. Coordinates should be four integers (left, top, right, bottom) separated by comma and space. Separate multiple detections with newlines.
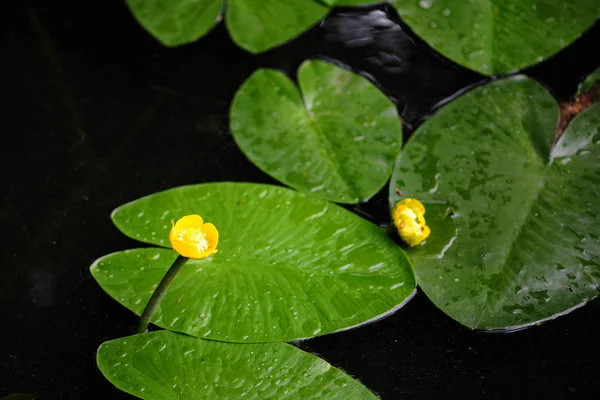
169, 214, 219, 259
392, 198, 430, 247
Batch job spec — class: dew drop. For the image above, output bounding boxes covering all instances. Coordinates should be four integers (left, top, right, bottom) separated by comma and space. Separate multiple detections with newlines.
419, 0, 434, 9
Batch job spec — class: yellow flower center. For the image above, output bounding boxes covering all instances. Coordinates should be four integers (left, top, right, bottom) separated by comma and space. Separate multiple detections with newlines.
176, 228, 209, 253
169, 214, 219, 259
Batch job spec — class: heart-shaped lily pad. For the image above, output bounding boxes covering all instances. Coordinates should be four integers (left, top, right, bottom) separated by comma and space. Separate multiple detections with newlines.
389, 75, 600, 330
225, 0, 329, 53
91, 183, 415, 342
126, 0, 380, 53
125, 0, 223, 47
390, 0, 600, 75
98, 331, 378, 399
230, 60, 403, 204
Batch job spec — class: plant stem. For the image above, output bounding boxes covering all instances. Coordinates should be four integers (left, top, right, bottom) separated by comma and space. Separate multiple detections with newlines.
137, 254, 189, 333
351, 206, 382, 225
380, 223, 396, 237
351, 206, 395, 234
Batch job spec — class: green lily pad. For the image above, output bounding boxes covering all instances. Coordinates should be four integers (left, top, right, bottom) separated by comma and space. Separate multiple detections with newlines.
230, 60, 403, 204
126, 0, 327, 51
389, 75, 600, 330
125, 0, 222, 47
91, 183, 415, 342
125, 0, 383, 52
390, 0, 600, 75
97, 331, 378, 399
322, 0, 383, 5
226, 0, 329, 53
578, 67, 600, 95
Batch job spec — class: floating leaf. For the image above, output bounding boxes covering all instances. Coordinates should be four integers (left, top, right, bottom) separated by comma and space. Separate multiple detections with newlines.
97, 331, 378, 399
390, 76, 600, 330
125, 0, 222, 47
92, 183, 415, 342
125, 0, 382, 53
390, 0, 600, 75
230, 60, 403, 204
578, 67, 600, 94
226, 0, 329, 53
322, 0, 384, 5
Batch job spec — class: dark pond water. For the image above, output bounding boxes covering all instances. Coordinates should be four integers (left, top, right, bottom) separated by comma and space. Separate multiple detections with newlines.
2, 1, 599, 399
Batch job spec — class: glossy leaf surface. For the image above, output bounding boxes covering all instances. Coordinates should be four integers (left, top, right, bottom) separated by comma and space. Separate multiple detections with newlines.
92, 183, 415, 341
226, 0, 329, 53
126, 0, 383, 53
578, 67, 600, 94
322, 0, 384, 5
390, 0, 600, 75
97, 331, 378, 399
390, 76, 600, 329
125, 0, 222, 46
230, 60, 403, 204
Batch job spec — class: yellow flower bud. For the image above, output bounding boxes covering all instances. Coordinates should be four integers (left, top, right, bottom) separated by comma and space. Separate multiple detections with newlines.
392, 198, 431, 247
169, 214, 219, 259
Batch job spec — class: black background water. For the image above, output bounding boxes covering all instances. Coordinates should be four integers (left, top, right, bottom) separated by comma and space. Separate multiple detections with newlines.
1, 1, 599, 399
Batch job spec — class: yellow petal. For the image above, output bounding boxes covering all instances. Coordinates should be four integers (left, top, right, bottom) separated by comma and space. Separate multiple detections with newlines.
392, 198, 430, 247
168, 214, 219, 260
402, 198, 425, 217
171, 240, 205, 259
200, 249, 218, 258
391, 204, 405, 223
174, 214, 204, 230
422, 224, 431, 238
169, 220, 176, 244
202, 223, 219, 251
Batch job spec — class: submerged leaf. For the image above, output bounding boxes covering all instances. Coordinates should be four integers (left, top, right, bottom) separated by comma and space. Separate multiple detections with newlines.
390, 75, 600, 330
92, 183, 415, 342
97, 331, 378, 399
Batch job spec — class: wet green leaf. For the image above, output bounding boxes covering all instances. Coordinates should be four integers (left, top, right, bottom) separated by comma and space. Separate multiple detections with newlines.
125, 0, 381, 53
578, 67, 600, 95
226, 0, 329, 53
390, 0, 600, 75
390, 76, 600, 330
126, 0, 327, 52
92, 183, 415, 342
97, 331, 378, 399
321, 0, 384, 5
230, 60, 402, 204
125, 0, 222, 47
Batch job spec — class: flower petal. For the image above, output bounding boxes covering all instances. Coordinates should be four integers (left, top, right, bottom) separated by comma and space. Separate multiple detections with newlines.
168, 214, 219, 259
392, 198, 430, 247
171, 239, 205, 259
174, 214, 204, 229
403, 198, 425, 217
202, 223, 219, 251
199, 249, 218, 259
